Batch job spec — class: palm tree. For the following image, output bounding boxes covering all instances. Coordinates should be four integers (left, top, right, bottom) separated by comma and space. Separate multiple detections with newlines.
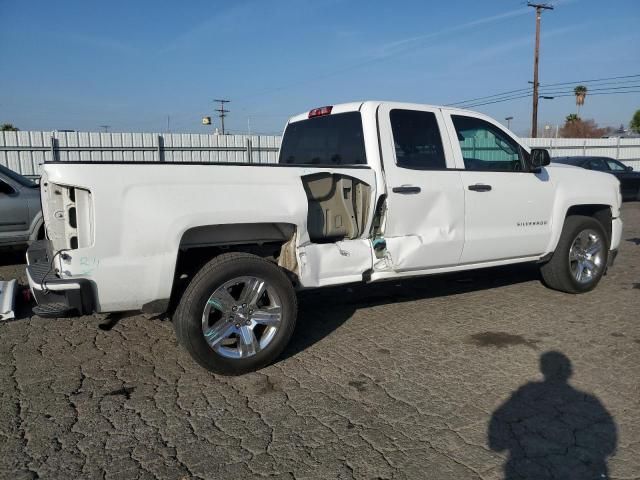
574, 85, 587, 116
566, 114, 579, 123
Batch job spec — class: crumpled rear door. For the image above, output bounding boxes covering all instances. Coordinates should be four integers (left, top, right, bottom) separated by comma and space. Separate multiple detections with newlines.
372, 104, 465, 275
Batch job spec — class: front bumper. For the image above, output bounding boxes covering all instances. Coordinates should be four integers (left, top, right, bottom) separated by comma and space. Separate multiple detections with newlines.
26, 240, 94, 317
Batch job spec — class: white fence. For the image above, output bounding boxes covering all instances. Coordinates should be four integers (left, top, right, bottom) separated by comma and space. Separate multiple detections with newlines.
0, 131, 282, 178
1, 131, 639, 178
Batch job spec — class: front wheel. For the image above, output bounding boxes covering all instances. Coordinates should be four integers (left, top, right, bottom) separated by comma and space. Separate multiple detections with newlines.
174, 252, 297, 375
540, 215, 608, 294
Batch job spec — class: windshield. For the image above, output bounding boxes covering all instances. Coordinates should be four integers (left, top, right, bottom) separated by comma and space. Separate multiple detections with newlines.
279, 112, 367, 166
0, 164, 37, 187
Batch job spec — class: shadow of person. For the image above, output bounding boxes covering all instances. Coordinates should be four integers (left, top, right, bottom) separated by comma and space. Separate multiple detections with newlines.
488, 351, 617, 480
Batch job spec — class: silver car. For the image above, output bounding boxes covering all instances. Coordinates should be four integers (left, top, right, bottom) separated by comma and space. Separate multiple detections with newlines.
0, 164, 43, 247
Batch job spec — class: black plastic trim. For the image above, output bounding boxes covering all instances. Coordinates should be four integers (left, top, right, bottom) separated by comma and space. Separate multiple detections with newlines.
537, 252, 554, 263
141, 298, 170, 314
392, 186, 421, 194
27, 240, 95, 316
468, 184, 492, 192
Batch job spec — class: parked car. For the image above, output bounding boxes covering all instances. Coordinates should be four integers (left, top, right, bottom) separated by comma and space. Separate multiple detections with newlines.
553, 156, 640, 201
0, 164, 43, 247
27, 102, 622, 374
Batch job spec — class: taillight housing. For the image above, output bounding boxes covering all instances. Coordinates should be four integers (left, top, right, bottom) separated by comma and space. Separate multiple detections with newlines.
308, 106, 333, 118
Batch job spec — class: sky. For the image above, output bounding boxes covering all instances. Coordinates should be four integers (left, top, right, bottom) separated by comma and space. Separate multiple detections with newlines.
1, 0, 639, 136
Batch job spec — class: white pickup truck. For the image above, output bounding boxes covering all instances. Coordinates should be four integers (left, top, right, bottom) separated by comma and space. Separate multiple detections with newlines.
27, 101, 622, 374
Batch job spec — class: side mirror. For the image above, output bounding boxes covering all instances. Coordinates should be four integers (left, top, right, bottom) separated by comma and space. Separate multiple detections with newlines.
529, 148, 551, 171
626, 165, 633, 171
0, 180, 16, 195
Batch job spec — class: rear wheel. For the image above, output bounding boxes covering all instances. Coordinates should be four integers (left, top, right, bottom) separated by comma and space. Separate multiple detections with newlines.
174, 252, 297, 375
540, 215, 608, 293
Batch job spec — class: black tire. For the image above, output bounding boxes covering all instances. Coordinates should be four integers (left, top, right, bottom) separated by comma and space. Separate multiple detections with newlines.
540, 215, 608, 294
173, 252, 297, 375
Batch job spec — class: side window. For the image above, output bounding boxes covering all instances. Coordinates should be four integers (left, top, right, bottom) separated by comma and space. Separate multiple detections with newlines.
0, 179, 17, 195
390, 109, 446, 170
451, 115, 525, 171
606, 159, 625, 171
586, 158, 608, 171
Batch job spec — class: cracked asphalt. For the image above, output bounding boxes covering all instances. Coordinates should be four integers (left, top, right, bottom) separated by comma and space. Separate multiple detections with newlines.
1, 203, 639, 480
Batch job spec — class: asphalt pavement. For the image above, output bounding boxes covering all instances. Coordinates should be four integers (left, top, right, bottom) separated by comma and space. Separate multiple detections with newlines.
1, 203, 639, 480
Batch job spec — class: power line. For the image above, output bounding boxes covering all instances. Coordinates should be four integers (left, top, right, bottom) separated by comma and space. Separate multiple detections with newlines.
461, 93, 535, 109
447, 73, 640, 109
446, 87, 533, 106
461, 85, 640, 108
539, 84, 640, 95
540, 73, 640, 88
546, 90, 640, 98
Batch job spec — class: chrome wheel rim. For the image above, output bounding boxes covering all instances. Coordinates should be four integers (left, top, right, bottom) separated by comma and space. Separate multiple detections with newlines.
202, 276, 282, 359
568, 228, 605, 285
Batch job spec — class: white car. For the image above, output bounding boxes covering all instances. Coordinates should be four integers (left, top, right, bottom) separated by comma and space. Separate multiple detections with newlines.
27, 101, 622, 374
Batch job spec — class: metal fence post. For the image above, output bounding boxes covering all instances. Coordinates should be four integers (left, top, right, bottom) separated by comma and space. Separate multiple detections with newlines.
583, 139, 587, 156
49, 135, 58, 162
246, 137, 253, 164
616, 136, 621, 160
157, 135, 165, 162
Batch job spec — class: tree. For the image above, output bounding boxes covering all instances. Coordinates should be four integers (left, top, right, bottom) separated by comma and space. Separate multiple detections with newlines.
0, 123, 19, 131
559, 117, 607, 138
574, 85, 587, 116
631, 110, 640, 134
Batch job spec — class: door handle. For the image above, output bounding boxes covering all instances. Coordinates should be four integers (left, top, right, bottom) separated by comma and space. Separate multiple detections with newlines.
392, 185, 421, 194
468, 184, 492, 192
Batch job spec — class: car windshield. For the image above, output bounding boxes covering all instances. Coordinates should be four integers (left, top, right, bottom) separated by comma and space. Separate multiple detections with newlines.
0, 164, 37, 187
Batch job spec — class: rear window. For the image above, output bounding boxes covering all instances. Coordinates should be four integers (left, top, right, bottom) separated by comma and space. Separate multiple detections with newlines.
279, 112, 367, 166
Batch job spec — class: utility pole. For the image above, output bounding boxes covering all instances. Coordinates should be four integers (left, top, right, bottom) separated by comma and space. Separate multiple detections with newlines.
214, 99, 230, 135
528, 2, 553, 138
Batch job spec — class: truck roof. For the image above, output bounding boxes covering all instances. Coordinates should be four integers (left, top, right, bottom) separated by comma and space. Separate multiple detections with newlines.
287, 101, 477, 124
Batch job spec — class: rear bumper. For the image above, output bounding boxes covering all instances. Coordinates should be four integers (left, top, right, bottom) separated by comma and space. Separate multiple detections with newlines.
26, 240, 94, 316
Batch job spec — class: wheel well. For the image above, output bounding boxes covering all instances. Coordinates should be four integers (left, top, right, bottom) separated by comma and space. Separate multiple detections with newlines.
167, 223, 296, 316
565, 204, 612, 245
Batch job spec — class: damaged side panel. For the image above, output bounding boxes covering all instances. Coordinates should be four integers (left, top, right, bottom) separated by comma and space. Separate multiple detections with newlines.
371, 102, 466, 277
296, 170, 377, 288
371, 175, 465, 274
298, 240, 373, 287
